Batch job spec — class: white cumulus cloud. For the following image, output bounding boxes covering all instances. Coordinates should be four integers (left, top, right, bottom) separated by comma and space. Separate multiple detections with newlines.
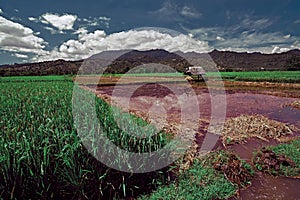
33, 28, 210, 61
14, 53, 29, 58
28, 16, 39, 22
0, 16, 46, 54
80, 16, 110, 28
271, 46, 290, 54
40, 13, 77, 31
216, 36, 225, 41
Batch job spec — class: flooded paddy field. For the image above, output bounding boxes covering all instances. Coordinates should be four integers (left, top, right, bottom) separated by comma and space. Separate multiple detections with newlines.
85, 78, 300, 199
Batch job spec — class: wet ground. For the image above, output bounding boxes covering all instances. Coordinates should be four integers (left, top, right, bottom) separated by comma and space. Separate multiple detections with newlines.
86, 81, 300, 200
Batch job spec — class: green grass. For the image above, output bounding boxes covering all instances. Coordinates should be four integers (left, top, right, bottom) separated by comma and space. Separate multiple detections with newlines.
0, 76, 170, 199
272, 139, 300, 164
272, 139, 300, 176
9, 71, 296, 84
206, 71, 300, 83
0, 75, 73, 82
139, 159, 237, 200
139, 151, 254, 200
254, 139, 300, 176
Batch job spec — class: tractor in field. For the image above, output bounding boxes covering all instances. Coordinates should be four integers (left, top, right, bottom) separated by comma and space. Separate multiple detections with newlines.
184, 66, 206, 82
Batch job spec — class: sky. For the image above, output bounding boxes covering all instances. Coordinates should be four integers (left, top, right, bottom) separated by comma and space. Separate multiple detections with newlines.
0, 0, 300, 64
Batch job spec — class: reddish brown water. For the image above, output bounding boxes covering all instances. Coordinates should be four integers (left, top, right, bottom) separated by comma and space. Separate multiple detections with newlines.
92, 84, 300, 200
226, 138, 300, 200
95, 85, 300, 125
234, 173, 300, 200
227, 138, 278, 161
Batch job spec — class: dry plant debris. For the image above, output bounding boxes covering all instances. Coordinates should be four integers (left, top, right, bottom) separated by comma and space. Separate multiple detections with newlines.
290, 100, 300, 109
221, 114, 296, 145
213, 152, 253, 187
253, 147, 295, 174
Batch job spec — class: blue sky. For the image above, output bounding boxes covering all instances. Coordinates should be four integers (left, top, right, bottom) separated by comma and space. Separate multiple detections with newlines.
0, 0, 300, 64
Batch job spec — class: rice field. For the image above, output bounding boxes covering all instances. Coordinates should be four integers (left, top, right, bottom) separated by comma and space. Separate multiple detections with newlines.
0, 77, 170, 199
101, 71, 300, 83
214, 71, 300, 83
1, 74, 299, 199
0, 75, 73, 82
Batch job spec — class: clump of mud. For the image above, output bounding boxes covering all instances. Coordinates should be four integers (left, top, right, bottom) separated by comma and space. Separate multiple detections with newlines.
222, 114, 296, 146
290, 100, 300, 109
253, 147, 295, 175
212, 152, 253, 187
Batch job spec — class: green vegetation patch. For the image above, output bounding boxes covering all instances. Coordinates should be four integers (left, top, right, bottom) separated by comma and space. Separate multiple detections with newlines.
139, 151, 254, 200
253, 139, 300, 176
0, 77, 171, 199
0, 75, 73, 82
207, 71, 300, 83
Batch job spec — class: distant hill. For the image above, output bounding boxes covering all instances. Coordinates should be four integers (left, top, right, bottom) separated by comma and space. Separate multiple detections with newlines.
1, 49, 300, 76
105, 49, 191, 73
0, 59, 82, 76
209, 49, 300, 71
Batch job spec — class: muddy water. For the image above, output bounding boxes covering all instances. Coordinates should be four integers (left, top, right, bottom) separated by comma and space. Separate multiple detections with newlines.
227, 138, 300, 200
93, 84, 300, 200
227, 138, 278, 161
96, 85, 300, 124
223, 91, 300, 126
235, 173, 300, 200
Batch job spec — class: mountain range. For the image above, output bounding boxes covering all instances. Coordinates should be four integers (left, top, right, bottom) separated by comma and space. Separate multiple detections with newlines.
1, 49, 300, 76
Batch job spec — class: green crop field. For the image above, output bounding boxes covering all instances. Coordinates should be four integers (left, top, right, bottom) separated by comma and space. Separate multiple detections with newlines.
97, 71, 300, 83
0, 76, 171, 199
0, 75, 73, 82
211, 71, 300, 83
1, 74, 297, 199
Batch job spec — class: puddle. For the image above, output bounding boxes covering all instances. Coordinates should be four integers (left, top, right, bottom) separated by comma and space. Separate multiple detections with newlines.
234, 172, 300, 200
226, 138, 278, 161
268, 106, 300, 127
223, 92, 299, 123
